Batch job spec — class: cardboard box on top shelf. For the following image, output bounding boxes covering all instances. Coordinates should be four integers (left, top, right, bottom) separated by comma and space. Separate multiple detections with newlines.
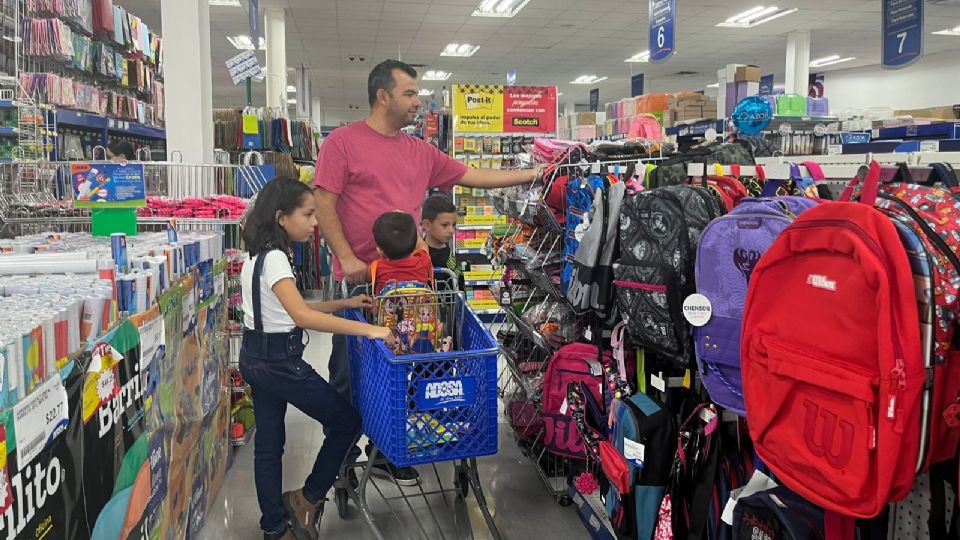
735, 65, 761, 82
735, 81, 760, 100
577, 112, 597, 125
725, 64, 746, 82
893, 106, 960, 120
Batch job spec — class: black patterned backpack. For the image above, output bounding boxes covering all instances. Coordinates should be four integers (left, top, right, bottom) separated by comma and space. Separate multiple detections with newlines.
613, 184, 724, 366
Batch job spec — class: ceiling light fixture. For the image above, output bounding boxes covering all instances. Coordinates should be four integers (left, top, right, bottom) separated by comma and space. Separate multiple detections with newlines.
286, 85, 296, 93
809, 55, 856, 67
571, 75, 607, 85
422, 70, 452, 81
624, 50, 650, 63
440, 43, 480, 57
932, 25, 960, 36
227, 35, 265, 50
472, 0, 531, 18
706, 83, 719, 88
716, 6, 798, 28
418, 89, 435, 96
209, 0, 241, 6
287, 98, 297, 105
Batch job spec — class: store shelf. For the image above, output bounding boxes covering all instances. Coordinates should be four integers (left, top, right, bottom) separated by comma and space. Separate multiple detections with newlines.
138, 216, 243, 226
457, 248, 486, 255
56, 109, 166, 139
464, 280, 492, 287
763, 115, 840, 133
0, 127, 18, 136
666, 119, 725, 137
457, 224, 495, 231
872, 122, 960, 141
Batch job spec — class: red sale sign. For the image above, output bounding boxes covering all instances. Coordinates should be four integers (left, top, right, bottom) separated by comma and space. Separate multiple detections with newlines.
503, 86, 557, 134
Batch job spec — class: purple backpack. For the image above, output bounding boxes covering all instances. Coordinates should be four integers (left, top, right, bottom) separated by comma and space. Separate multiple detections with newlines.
693, 196, 819, 414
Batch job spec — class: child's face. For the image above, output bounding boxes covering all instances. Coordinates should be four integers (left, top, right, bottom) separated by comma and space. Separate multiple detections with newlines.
278, 193, 318, 242
422, 212, 457, 244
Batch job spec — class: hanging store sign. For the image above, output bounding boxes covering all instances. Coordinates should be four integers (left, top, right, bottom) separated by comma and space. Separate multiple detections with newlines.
631, 74, 645, 97
226, 50, 263, 85
882, 0, 923, 69
71, 163, 147, 208
589, 88, 599, 112
649, 0, 676, 62
453, 85, 557, 133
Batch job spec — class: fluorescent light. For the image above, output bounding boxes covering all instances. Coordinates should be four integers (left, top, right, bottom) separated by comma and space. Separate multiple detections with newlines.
287, 98, 297, 105
472, 0, 530, 18
286, 85, 296, 93
419, 89, 434, 96
209, 0, 241, 6
227, 35, 265, 50
557, 92, 563, 96
625, 50, 650, 63
809, 55, 856, 67
716, 6, 797, 28
440, 43, 480, 57
571, 75, 607, 84
706, 83, 719, 88
422, 70, 452, 81
932, 25, 960, 36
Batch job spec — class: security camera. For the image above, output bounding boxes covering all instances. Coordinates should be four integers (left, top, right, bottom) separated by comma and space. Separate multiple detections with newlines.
349, 56, 355, 62
359, 56, 366, 62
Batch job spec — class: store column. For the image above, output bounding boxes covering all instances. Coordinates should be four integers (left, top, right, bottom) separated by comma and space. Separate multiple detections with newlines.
160, 0, 214, 163
265, 9, 288, 109
785, 31, 811, 96
294, 66, 311, 119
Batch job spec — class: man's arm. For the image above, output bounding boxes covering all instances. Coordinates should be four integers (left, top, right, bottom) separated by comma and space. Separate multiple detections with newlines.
314, 187, 369, 284
457, 165, 544, 189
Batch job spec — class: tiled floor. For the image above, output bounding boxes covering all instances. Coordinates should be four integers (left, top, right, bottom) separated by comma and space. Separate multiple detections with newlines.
198, 331, 586, 540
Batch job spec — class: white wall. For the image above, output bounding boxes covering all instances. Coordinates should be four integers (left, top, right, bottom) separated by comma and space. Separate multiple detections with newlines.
826, 50, 960, 114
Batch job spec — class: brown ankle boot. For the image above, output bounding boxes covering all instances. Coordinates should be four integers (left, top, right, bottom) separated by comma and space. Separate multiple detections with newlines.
282, 489, 325, 540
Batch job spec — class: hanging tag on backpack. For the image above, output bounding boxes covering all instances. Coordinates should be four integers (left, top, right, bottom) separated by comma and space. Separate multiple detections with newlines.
584, 326, 593, 341
623, 438, 645, 469
498, 289, 513, 307
683, 294, 713, 327
651, 372, 666, 393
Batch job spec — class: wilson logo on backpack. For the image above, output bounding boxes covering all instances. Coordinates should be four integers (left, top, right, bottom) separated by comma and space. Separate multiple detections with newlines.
805, 274, 837, 292
802, 399, 855, 469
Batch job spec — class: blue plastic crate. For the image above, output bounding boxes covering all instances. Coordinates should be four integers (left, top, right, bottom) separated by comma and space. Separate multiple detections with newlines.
346, 296, 499, 467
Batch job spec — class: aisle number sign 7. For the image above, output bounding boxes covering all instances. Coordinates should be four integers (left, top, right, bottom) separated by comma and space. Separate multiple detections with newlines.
649, 0, 675, 63
882, 0, 923, 69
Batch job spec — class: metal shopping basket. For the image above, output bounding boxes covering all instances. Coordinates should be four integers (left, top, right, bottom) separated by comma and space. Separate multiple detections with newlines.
339, 290, 501, 539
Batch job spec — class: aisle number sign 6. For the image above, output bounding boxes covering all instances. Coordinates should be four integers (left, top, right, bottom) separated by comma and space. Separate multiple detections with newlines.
649, 0, 675, 63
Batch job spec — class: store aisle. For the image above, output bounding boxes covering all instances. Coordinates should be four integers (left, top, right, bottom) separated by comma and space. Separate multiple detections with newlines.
199, 331, 585, 539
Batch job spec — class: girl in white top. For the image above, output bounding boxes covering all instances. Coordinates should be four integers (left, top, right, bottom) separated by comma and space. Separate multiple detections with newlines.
238, 177, 392, 540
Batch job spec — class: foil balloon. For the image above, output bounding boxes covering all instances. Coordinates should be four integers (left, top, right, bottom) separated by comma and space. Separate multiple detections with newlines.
732, 96, 773, 135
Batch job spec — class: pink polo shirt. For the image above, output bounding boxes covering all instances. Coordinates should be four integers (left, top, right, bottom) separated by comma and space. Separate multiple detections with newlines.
313, 121, 468, 280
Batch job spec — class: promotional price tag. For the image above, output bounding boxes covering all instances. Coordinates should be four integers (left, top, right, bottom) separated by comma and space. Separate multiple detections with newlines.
13, 377, 68, 470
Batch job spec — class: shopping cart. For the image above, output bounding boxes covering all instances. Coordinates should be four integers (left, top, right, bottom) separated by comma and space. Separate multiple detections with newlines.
335, 274, 502, 539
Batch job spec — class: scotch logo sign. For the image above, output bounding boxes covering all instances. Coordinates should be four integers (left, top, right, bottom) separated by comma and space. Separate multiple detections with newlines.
453, 84, 556, 134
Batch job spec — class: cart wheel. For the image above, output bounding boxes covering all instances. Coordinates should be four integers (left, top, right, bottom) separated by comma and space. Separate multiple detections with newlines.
335, 487, 349, 519
557, 494, 573, 507
455, 466, 470, 499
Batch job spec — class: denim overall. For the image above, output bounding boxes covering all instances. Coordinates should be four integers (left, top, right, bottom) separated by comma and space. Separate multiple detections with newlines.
239, 250, 362, 533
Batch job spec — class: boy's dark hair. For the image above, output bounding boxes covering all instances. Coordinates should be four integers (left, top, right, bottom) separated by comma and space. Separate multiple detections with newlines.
373, 211, 418, 260
421, 194, 457, 222
368, 60, 417, 107
242, 177, 313, 257
108, 140, 136, 160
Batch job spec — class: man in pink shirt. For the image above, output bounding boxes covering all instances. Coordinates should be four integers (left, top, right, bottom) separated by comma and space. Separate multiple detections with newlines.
314, 60, 540, 487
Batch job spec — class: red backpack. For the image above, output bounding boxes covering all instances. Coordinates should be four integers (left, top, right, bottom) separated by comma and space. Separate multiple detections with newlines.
540, 342, 611, 459
741, 161, 923, 518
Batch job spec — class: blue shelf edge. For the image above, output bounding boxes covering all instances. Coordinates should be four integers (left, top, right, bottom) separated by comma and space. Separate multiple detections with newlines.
55, 109, 165, 139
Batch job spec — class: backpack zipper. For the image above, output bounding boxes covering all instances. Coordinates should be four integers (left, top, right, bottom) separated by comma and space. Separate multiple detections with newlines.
789, 219, 908, 422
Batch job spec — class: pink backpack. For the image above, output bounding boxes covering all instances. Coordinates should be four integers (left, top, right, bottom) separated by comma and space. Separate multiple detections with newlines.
541, 343, 611, 459
628, 114, 663, 141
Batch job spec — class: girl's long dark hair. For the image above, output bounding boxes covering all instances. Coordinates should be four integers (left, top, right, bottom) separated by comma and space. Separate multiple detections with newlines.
242, 177, 313, 257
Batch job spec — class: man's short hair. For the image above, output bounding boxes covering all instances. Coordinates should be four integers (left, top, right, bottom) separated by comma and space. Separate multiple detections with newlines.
373, 211, 419, 260
421, 194, 458, 222
368, 60, 418, 107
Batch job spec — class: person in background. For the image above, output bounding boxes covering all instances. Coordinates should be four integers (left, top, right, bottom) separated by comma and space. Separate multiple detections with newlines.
314, 59, 542, 486
420, 195, 460, 278
239, 177, 394, 540
106, 140, 136, 162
